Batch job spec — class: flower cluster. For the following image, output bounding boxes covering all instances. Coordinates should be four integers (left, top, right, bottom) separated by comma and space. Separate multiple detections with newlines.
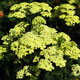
53, 4, 80, 26
32, 16, 46, 25
72, 64, 80, 76
16, 66, 31, 79
1, 23, 80, 72
8, 2, 52, 18
68, 0, 80, 4
0, 46, 6, 60
16, 65, 41, 80
1, 2, 80, 80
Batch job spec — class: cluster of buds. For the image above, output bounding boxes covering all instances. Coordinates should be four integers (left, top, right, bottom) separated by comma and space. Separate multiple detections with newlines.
0, 11, 4, 18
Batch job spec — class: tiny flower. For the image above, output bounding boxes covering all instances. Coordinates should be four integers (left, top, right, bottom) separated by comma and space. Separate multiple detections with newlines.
56, 0, 59, 3
9, 2, 12, 6
78, 5, 80, 8
0, 11, 4, 18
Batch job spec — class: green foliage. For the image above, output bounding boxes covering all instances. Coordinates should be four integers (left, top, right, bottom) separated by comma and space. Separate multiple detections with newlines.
53, 4, 80, 26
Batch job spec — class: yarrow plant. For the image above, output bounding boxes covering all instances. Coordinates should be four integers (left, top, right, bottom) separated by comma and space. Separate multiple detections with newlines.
1, 21, 80, 79
0, 1, 80, 80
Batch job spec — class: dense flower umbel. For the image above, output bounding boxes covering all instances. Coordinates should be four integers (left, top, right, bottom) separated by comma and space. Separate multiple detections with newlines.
8, 2, 52, 18
53, 4, 80, 26
72, 64, 80, 76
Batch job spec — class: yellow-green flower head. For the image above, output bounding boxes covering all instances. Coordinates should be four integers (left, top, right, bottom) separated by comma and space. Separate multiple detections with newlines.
8, 2, 52, 19
0, 46, 6, 60
72, 64, 80, 76
53, 4, 80, 26
16, 65, 31, 79
40, 46, 66, 68
10, 4, 21, 11
68, 0, 80, 4
38, 59, 54, 71
32, 16, 46, 25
